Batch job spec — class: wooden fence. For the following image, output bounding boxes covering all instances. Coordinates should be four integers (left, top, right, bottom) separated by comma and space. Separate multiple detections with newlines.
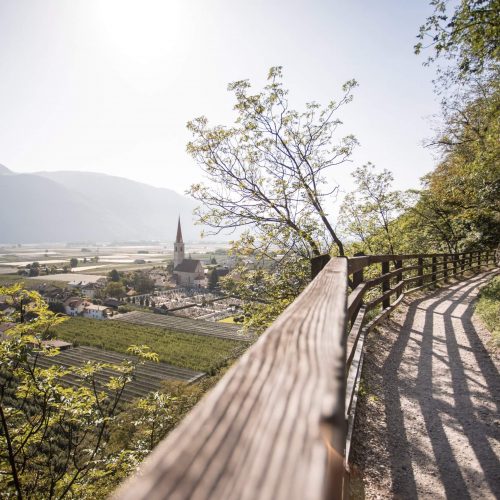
114, 249, 495, 500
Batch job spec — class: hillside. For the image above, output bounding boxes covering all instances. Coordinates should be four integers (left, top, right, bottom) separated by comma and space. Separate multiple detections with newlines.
0, 164, 12, 175
0, 167, 201, 243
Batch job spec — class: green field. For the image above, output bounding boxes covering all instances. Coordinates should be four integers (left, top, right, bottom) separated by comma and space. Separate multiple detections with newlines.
51, 317, 247, 373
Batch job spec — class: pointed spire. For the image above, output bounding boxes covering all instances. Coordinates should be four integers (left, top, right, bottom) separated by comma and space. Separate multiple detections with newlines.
176, 216, 183, 243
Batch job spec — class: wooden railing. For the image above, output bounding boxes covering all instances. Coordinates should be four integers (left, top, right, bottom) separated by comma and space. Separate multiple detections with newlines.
114, 249, 495, 500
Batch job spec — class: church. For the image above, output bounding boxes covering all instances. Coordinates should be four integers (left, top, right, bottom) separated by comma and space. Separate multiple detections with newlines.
172, 218, 205, 287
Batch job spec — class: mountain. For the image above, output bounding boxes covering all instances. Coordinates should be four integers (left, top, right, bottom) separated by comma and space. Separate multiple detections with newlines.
0, 164, 13, 175
0, 167, 203, 244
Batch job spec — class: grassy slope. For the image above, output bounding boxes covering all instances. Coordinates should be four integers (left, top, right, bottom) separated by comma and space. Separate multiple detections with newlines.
51, 317, 246, 373
476, 275, 500, 348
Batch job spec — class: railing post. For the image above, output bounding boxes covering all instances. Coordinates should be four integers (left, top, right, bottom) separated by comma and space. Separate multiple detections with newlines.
468, 252, 472, 271
352, 252, 365, 320
460, 253, 465, 275
382, 261, 390, 309
478, 251, 481, 271
443, 254, 448, 282
453, 254, 458, 276
431, 256, 437, 286
485, 250, 490, 266
395, 259, 403, 297
418, 257, 424, 287
311, 254, 331, 280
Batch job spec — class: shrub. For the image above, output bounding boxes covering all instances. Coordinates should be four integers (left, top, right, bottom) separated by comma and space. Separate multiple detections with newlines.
476, 276, 500, 348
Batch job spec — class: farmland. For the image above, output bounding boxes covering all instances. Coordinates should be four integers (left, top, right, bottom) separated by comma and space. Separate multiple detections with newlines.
51, 317, 248, 373
34, 346, 205, 403
115, 311, 254, 341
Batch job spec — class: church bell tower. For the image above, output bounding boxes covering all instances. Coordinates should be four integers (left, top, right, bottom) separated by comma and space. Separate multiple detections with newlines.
173, 217, 185, 268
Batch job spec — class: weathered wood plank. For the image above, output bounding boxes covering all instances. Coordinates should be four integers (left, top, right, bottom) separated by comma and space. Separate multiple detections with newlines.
114, 258, 349, 500
346, 305, 366, 370
347, 283, 367, 320
348, 256, 371, 275
365, 268, 401, 289
345, 326, 366, 417
311, 254, 331, 280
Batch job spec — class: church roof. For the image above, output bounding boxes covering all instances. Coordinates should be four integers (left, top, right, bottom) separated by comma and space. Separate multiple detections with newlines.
176, 217, 183, 243
174, 259, 202, 273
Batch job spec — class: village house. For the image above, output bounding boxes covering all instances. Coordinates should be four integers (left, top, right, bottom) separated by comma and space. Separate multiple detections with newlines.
82, 304, 109, 320
63, 297, 86, 316
80, 282, 100, 299
63, 297, 109, 319
38, 284, 69, 304
68, 278, 106, 298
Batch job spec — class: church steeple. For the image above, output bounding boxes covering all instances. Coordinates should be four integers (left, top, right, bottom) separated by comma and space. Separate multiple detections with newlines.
176, 216, 183, 243
173, 217, 185, 269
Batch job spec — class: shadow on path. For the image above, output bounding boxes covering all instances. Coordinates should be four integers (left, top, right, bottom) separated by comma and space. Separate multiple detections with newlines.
380, 271, 499, 499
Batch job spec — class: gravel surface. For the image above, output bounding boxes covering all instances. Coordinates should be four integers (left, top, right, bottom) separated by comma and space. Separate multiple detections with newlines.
350, 270, 500, 499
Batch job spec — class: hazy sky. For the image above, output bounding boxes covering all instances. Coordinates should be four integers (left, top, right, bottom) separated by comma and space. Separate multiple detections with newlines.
0, 0, 441, 198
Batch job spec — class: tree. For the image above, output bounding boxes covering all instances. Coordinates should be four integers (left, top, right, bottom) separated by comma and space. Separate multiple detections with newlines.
410, 1, 500, 253
109, 269, 121, 282
48, 301, 66, 314
187, 67, 359, 259
221, 258, 311, 333
0, 284, 159, 498
406, 92, 500, 252
340, 164, 404, 255
104, 282, 126, 299
133, 272, 155, 294
208, 269, 219, 291
28, 268, 39, 277
70, 258, 78, 268
415, 0, 499, 82
28, 261, 40, 277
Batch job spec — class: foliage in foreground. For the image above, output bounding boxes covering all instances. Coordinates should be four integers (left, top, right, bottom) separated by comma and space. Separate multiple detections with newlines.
51, 317, 246, 373
475, 276, 500, 349
0, 285, 237, 498
0, 285, 156, 498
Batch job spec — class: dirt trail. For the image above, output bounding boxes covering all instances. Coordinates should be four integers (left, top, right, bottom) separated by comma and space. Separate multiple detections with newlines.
350, 270, 500, 499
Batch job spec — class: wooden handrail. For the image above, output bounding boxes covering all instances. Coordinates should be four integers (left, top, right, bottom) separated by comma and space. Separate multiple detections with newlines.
114, 249, 496, 500
115, 258, 349, 500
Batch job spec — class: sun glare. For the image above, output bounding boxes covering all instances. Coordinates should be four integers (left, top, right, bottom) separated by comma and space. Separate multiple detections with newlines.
92, 0, 187, 62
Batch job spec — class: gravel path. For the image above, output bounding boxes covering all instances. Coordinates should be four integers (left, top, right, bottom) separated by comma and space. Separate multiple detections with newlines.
350, 270, 500, 499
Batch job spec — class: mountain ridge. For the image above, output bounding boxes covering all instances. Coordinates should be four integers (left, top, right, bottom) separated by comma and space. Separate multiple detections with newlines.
0, 166, 208, 244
